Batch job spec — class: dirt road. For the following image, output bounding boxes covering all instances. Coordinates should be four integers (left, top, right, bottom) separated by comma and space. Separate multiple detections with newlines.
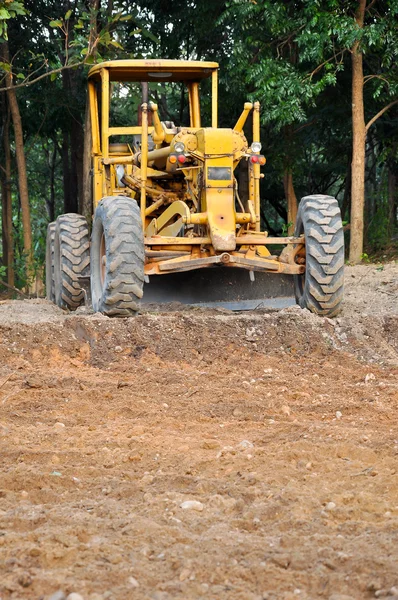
0, 264, 398, 600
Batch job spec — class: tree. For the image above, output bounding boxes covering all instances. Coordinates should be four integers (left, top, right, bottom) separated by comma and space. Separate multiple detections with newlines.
349, 0, 398, 262
0, 2, 34, 288
222, 0, 398, 258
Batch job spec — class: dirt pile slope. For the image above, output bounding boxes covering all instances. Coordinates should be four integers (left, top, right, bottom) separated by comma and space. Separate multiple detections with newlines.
0, 263, 397, 600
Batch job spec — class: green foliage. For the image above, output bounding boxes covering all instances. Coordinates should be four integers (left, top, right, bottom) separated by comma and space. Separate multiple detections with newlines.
281, 222, 294, 236
366, 199, 391, 252
361, 252, 370, 263
0, 1, 25, 39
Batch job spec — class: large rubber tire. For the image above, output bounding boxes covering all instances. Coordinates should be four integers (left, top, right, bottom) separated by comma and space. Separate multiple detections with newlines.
294, 194, 344, 317
54, 213, 90, 310
45, 222, 56, 302
90, 196, 145, 317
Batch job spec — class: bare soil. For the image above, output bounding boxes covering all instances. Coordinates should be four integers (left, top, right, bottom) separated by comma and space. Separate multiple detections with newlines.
0, 264, 398, 600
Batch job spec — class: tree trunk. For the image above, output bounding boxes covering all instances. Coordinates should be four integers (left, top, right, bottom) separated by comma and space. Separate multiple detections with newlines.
1, 42, 33, 287
1, 102, 15, 287
283, 168, 298, 235
70, 116, 83, 212
62, 129, 73, 212
341, 157, 351, 222
349, 0, 367, 264
81, 94, 93, 221
46, 139, 57, 222
388, 167, 397, 236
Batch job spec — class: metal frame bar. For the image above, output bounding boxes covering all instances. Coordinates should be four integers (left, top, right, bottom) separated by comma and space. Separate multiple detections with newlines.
140, 102, 148, 226
144, 235, 304, 246
212, 70, 218, 128
100, 68, 109, 159
253, 101, 261, 231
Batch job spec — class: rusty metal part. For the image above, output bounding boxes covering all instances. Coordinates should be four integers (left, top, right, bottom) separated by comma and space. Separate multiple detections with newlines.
144, 234, 304, 246
279, 242, 305, 265
145, 249, 305, 276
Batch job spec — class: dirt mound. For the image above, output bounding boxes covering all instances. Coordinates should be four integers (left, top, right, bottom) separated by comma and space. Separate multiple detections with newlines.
0, 263, 398, 600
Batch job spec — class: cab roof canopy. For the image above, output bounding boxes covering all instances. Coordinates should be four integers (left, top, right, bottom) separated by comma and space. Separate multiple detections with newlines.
88, 59, 219, 83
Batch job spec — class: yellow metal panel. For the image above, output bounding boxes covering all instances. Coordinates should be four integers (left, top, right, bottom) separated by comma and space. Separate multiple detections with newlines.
206, 188, 236, 251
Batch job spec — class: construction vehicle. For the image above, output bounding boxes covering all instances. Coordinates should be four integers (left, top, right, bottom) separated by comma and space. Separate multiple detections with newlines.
46, 59, 344, 317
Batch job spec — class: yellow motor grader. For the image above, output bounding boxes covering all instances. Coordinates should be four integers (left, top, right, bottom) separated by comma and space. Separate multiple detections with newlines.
46, 59, 344, 316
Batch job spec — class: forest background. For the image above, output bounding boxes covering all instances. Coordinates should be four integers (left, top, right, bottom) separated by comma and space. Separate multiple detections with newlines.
0, 0, 397, 291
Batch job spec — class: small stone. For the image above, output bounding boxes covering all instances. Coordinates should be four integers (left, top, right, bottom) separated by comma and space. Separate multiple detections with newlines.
128, 576, 139, 588
325, 501, 336, 511
179, 568, 191, 582
281, 405, 291, 416
18, 572, 32, 587
389, 587, 398, 596
128, 454, 141, 462
21, 490, 29, 498
29, 547, 40, 557
365, 372, 376, 384
335, 411, 342, 420
141, 473, 154, 484
201, 439, 220, 450
114, 346, 123, 353
151, 592, 169, 600
54, 422, 66, 431
47, 592, 66, 600
180, 500, 204, 512
66, 594, 84, 600
237, 440, 254, 450
233, 408, 243, 417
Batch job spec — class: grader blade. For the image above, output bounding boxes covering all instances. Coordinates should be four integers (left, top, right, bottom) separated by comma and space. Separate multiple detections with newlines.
140, 269, 295, 311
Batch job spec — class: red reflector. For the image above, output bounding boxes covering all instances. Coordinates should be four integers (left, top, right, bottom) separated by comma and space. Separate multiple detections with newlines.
177, 154, 187, 164
250, 155, 259, 163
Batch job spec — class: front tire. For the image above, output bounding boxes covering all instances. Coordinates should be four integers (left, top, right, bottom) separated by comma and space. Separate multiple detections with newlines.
294, 194, 344, 317
90, 196, 145, 317
54, 214, 90, 310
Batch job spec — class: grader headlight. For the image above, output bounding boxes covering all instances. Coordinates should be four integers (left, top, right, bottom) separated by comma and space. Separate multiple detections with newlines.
174, 142, 185, 153
251, 141, 262, 153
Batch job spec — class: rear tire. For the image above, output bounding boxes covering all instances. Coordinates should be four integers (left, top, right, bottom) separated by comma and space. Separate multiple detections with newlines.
90, 196, 145, 317
46, 222, 56, 302
294, 194, 344, 317
54, 214, 90, 310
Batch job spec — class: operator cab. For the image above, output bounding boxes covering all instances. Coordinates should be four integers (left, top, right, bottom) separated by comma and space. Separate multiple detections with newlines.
87, 59, 219, 164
